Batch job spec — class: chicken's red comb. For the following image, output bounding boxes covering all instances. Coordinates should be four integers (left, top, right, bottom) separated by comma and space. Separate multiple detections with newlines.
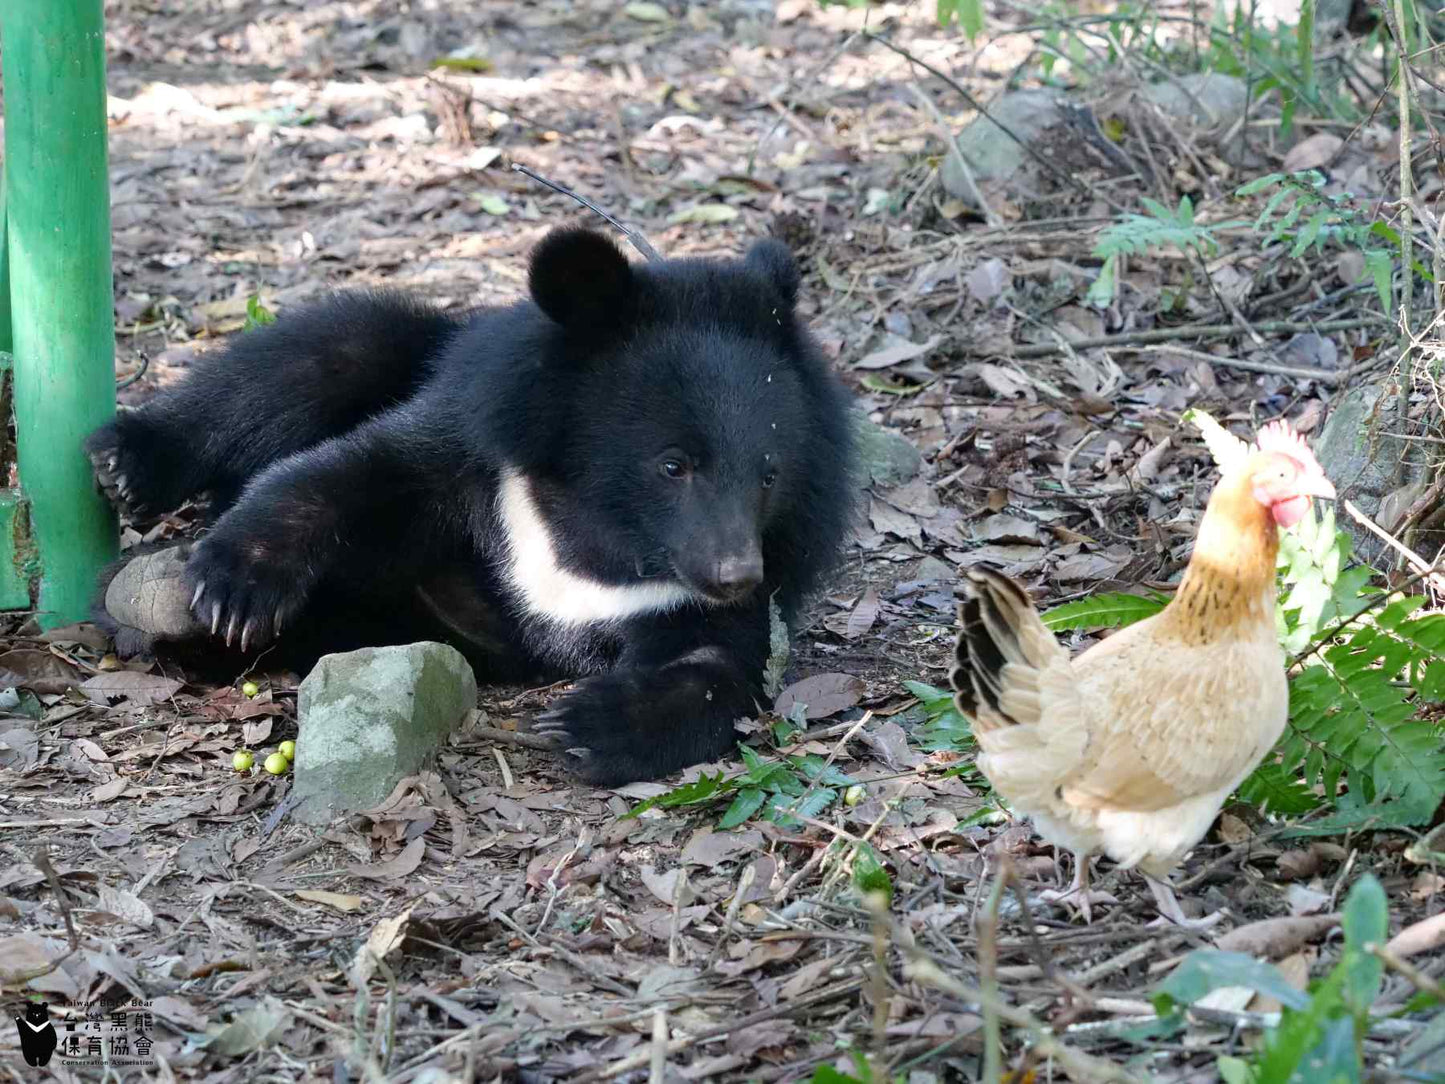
1256, 418, 1324, 474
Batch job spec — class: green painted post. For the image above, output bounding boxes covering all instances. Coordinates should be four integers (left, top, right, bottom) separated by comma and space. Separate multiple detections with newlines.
1, 0, 118, 627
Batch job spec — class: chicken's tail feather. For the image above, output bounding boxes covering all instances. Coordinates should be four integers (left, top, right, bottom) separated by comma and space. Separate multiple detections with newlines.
950, 567, 1065, 733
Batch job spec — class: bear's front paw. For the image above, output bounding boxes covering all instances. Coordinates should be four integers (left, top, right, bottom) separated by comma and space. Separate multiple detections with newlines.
534, 671, 738, 786
186, 531, 312, 652
84, 413, 189, 517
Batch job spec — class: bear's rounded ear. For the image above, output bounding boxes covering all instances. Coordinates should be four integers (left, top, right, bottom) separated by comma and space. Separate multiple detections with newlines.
745, 238, 800, 308
529, 227, 635, 331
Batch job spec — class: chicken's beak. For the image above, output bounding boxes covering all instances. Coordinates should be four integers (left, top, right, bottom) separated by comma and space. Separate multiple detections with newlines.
1303, 473, 1337, 501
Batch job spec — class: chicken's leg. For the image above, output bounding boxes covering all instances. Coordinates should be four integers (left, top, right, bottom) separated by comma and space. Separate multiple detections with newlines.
1144, 874, 1224, 930
1038, 852, 1115, 924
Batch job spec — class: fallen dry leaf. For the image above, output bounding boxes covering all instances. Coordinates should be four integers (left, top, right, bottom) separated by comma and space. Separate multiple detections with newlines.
1281, 132, 1344, 172
78, 670, 184, 706
774, 673, 865, 720
347, 836, 425, 880
1385, 911, 1445, 959
1248, 950, 1312, 1013
715, 937, 802, 977
354, 905, 415, 984
95, 884, 155, 929
1213, 914, 1340, 957
0, 649, 81, 694
296, 890, 365, 913
844, 587, 881, 639
680, 827, 763, 867
855, 333, 941, 371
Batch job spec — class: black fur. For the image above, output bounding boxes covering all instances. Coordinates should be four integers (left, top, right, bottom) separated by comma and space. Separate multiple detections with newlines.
86, 227, 857, 785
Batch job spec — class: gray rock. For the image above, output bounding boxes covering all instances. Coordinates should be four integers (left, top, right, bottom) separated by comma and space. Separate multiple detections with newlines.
1313, 383, 1433, 563
293, 642, 477, 825
941, 89, 1067, 203
855, 413, 922, 488
1140, 73, 1249, 164
1140, 73, 1247, 130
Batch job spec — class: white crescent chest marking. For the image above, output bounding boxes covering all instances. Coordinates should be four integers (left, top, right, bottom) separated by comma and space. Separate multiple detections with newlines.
496, 468, 696, 627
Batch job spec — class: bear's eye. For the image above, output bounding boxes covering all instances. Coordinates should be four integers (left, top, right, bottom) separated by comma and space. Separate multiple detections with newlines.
661, 458, 688, 480
762, 470, 778, 489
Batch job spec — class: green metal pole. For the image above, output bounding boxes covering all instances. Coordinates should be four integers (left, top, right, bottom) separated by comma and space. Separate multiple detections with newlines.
1, 0, 118, 627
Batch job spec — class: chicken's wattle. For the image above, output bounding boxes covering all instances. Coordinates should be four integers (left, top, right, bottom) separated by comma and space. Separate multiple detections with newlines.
1270, 494, 1311, 528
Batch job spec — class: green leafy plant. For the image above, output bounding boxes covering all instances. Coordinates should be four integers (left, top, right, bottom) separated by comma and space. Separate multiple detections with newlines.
1270, 595, 1445, 831
1205, 0, 1344, 135
1154, 875, 1435, 1083
243, 294, 276, 332
1238, 169, 1432, 314
1043, 590, 1169, 631
1087, 196, 1243, 307
934, 0, 984, 36
809, 1049, 904, 1084
625, 743, 853, 830
904, 679, 974, 752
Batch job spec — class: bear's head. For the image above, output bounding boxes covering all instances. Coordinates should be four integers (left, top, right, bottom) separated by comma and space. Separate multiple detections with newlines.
492, 226, 852, 609
23, 1002, 50, 1025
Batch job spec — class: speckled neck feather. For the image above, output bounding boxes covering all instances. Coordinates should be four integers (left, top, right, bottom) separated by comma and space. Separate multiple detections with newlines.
1162, 464, 1279, 644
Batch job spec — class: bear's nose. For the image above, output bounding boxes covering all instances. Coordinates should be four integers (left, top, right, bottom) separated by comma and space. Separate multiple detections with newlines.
714, 554, 764, 593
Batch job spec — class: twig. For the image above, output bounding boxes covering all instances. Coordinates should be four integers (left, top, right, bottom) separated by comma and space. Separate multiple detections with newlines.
865, 892, 891, 1078
1133, 342, 1356, 386
492, 746, 514, 789
8, 851, 82, 983
904, 955, 1143, 1083
583, 976, 868, 1082
534, 828, 587, 937
1342, 498, 1445, 590
906, 83, 999, 226
511, 163, 662, 263
747, 30, 862, 175
467, 724, 555, 753
707, 861, 757, 967
978, 868, 1007, 1084
649, 1008, 668, 1084
992, 317, 1385, 360
1367, 942, 1445, 1003
668, 864, 689, 966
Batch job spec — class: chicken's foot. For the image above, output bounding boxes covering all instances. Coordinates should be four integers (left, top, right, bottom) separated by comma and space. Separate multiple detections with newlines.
1037, 852, 1116, 924
1144, 874, 1224, 930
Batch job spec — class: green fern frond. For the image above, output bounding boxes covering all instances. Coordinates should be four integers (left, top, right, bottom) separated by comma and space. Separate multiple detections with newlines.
1042, 592, 1167, 631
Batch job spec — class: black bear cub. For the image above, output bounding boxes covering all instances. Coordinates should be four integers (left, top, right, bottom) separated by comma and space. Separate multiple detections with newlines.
87, 227, 856, 785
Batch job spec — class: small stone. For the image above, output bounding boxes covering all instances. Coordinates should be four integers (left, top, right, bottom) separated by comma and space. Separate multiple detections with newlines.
854, 413, 922, 488
1313, 382, 1435, 563
941, 89, 1066, 204
292, 642, 477, 825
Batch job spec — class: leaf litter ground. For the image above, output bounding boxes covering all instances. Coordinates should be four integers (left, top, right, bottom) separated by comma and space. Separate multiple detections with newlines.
1, 1, 1442, 1080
